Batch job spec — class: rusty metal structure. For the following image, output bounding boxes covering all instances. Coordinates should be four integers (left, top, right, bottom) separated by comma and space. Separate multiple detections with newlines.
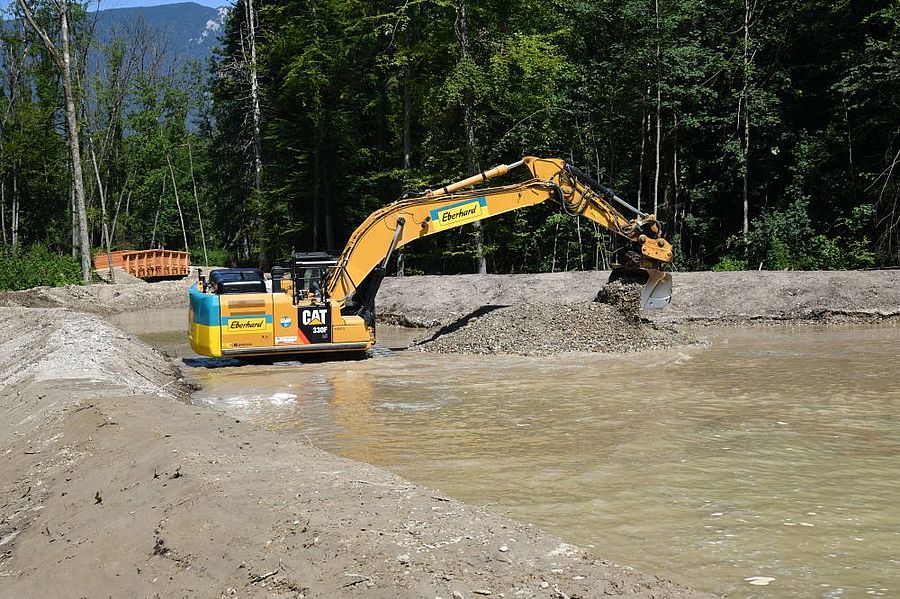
93, 250, 190, 280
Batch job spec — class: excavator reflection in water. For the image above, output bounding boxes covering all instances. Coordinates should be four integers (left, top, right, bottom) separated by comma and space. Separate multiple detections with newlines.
188, 157, 674, 358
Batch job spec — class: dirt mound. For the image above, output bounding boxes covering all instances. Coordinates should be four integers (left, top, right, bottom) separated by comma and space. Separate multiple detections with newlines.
0, 308, 180, 393
0, 307, 185, 444
95, 267, 144, 284
414, 299, 691, 356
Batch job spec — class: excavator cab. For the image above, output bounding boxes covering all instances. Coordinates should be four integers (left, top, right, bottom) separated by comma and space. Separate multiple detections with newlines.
206, 268, 267, 295
290, 252, 337, 304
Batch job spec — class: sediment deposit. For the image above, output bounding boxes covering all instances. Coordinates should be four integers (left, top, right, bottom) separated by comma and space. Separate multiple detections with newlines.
414, 301, 692, 356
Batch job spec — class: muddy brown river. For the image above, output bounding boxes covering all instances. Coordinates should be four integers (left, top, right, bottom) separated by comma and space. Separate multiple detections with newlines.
120, 313, 900, 597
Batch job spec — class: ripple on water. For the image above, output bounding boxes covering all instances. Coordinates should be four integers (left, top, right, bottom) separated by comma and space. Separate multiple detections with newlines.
379, 402, 436, 411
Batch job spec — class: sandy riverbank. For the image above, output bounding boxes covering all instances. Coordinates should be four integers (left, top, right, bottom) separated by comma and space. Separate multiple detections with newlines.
0, 306, 707, 598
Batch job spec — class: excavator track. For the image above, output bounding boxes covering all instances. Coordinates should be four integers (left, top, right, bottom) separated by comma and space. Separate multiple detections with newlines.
367, 344, 396, 358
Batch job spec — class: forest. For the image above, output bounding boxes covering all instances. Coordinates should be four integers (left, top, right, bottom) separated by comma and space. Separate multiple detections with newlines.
1, 0, 899, 290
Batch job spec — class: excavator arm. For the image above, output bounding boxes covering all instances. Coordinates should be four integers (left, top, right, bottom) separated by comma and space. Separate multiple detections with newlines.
326, 156, 673, 312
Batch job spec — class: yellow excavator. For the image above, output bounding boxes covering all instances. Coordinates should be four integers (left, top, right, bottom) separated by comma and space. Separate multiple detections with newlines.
188, 156, 673, 358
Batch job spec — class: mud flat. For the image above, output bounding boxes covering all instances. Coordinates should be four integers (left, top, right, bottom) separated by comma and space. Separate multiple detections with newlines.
0, 305, 706, 598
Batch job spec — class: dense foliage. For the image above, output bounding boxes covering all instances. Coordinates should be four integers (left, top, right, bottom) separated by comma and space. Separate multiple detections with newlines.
0, 244, 82, 290
1, 0, 899, 281
211, 0, 900, 273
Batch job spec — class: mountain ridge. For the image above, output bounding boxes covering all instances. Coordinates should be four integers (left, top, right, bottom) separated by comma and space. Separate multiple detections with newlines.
3, 3, 227, 70
92, 3, 227, 67
0, 1, 228, 10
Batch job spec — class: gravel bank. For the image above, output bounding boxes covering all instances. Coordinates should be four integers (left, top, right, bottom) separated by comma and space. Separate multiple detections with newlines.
414, 293, 693, 356
0, 307, 186, 446
3, 269, 897, 326
0, 278, 189, 316
378, 270, 900, 327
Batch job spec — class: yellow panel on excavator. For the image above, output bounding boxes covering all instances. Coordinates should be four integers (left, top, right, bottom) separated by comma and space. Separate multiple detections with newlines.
219, 294, 274, 351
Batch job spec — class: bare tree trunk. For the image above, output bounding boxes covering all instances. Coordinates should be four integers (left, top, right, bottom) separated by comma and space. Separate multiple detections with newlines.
187, 140, 209, 266
654, 103, 662, 216
71, 183, 77, 257
1, 8, 28, 250
18, 0, 92, 282
151, 176, 166, 249
741, 0, 752, 235
637, 83, 650, 212
551, 219, 559, 272
90, 145, 115, 283
653, 0, 662, 216
673, 111, 680, 231
403, 37, 412, 173
457, 1, 486, 274
575, 217, 584, 270
60, 3, 90, 281
110, 168, 133, 246
11, 169, 18, 248
843, 97, 855, 179
111, 189, 129, 245
166, 154, 190, 253
245, 0, 265, 269
397, 26, 412, 277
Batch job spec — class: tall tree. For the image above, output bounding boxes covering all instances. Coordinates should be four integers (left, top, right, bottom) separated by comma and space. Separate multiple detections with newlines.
17, 0, 91, 282
244, 0, 265, 268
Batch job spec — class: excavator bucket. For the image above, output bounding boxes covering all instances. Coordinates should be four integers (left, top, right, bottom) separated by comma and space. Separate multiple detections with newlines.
607, 266, 673, 310
640, 269, 672, 310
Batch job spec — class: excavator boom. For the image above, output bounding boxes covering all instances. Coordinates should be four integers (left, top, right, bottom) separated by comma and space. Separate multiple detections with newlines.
327, 157, 673, 310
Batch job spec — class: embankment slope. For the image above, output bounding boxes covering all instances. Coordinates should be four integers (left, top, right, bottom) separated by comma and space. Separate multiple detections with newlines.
0, 278, 189, 315
378, 270, 900, 327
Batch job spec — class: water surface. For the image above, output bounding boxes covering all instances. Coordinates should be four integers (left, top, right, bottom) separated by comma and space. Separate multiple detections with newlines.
131, 313, 900, 597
